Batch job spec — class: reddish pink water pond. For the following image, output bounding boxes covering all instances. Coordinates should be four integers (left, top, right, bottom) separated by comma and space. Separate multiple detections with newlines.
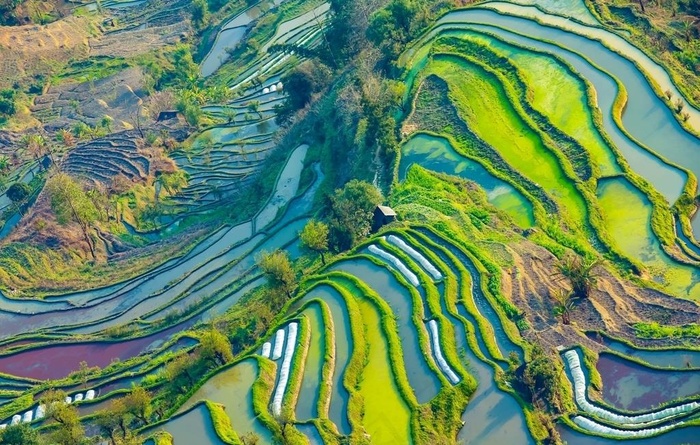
0, 321, 195, 380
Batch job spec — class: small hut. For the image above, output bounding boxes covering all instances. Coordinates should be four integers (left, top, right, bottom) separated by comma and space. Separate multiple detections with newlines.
373, 205, 396, 231
156, 110, 179, 122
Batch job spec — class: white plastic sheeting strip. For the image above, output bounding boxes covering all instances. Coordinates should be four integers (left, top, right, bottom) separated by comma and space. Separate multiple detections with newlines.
35, 404, 45, 420
564, 350, 700, 425
10, 415, 20, 425
22, 411, 32, 423
271, 322, 299, 417
368, 244, 420, 287
573, 416, 682, 438
85, 390, 96, 401
64, 396, 72, 404
261, 342, 272, 358
74, 393, 84, 402
0, 424, 6, 429
387, 235, 443, 281
427, 320, 460, 384
272, 329, 286, 360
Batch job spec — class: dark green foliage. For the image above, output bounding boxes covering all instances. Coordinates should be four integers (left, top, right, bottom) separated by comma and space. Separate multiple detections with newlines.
0, 0, 25, 26
0, 89, 16, 118
192, 0, 209, 29
0, 423, 40, 445
520, 345, 560, 410
329, 179, 383, 250
276, 60, 332, 121
6, 182, 29, 204
367, 0, 425, 60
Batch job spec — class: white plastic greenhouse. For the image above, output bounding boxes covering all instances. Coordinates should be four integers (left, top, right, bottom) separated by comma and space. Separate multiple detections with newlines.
368, 244, 420, 287
573, 416, 683, 438
427, 319, 460, 384
272, 329, 286, 360
261, 341, 272, 358
563, 350, 700, 426
271, 322, 299, 416
387, 235, 443, 281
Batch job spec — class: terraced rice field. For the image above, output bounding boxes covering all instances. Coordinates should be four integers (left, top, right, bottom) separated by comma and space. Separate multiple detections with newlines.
2, 0, 700, 443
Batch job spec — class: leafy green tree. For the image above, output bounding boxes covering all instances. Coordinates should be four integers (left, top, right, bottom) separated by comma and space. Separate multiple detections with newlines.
300, 220, 330, 264
330, 180, 383, 250
0, 423, 40, 445
43, 391, 87, 445
123, 386, 152, 426
278, 60, 331, 116
101, 115, 114, 132
199, 327, 234, 367
46, 173, 101, 259
0, 89, 16, 117
6, 182, 30, 205
95, 401, 128, 444
165, 353, 195, 392
72, 121, 91, 140
554, 255, 599, 299
159, 170, 188, 195
366, 0, 423, 59
522, 345, 559, 409
258, 250, 296, 299
191, 0, 209, 29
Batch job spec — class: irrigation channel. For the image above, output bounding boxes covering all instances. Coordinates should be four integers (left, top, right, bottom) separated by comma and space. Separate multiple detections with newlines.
1, 0, 700, 443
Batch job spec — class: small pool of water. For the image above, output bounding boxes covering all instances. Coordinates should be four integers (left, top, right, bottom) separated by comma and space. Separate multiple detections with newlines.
401, 133, 534, 228
160, 403, 225, 444
597, 352, 700, 410
295, 303, 326, 421
586, 332, 700, 369
177, 358, 273, 442
453, 306, 534, 444
557, 422, 700, 444
597, 177, 700, 300
297, 285, 352, 435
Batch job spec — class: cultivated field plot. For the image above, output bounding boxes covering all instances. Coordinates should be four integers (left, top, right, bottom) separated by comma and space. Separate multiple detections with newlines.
0, 0, 699, 443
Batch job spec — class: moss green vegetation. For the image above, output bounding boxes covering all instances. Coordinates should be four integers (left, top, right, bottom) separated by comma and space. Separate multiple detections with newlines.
597, 177, 700, 300
634, 322, 700, 340
448, 31, 621, 178
205, 401, 243, 445
426, 54, 589, 228
336, 275, 414, 444
152, 431, 174, 445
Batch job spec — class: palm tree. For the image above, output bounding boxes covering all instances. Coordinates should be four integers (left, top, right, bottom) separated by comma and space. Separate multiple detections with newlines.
57, 129, 75, 148
681, 18, 696, 43
223, 108, 237, 124
247, 100, 262, 119
551, 289, 576, 325
554, 255, 599, 299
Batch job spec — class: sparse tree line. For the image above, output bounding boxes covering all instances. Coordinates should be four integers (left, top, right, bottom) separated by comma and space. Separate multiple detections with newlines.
0, 325, 236, 445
